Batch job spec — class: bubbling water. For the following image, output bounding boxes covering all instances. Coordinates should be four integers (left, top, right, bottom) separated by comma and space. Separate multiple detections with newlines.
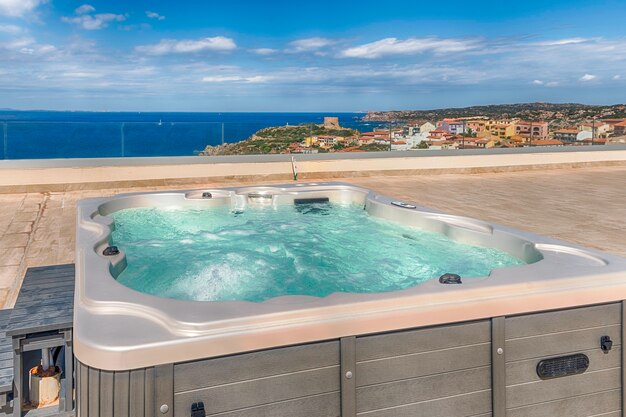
110, 203, 524, 302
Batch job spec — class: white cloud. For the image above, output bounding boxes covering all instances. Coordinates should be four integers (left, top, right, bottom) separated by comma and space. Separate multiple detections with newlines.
19, 44, 55, 55
119, 23, 151, 31
146, 11, 165, 21
62, 13, 127, 30
201, 75, 244, 82
5, 28, 626, 110
62, 6, 127, 30
613, 75, 621, 80
0, 24, 22, 34
196, 63, 489, 89
0, 37, 34, 50
75, 4, 95, 14
532, 79, 560, 87
0, 0, 44, 17
535, 38, 589, 46
339, 37, 481, 59
0, 36, 55, 55
202, 75, 272, 83
251, 48, 277, 55
63, 71, 104, 78
136, 36, 237, 54
500, 38, 626, 86
245, 75, 273, 83
288, 37, 335, 52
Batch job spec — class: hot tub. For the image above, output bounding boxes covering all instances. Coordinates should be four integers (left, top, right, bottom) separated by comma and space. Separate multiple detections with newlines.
74, 182, 626, 417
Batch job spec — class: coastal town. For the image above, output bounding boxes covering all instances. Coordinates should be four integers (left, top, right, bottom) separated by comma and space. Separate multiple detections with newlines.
290, 116, 626, 153
200, 112, 626, 156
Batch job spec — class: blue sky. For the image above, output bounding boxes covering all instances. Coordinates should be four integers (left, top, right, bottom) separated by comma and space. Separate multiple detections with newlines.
1, 0, 626, 111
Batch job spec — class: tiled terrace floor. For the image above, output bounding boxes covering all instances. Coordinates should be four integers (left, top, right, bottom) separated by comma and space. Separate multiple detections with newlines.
0, 165, 625, 308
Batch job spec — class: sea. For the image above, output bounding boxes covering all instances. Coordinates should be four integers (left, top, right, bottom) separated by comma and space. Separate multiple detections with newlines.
0, 111, 386, 160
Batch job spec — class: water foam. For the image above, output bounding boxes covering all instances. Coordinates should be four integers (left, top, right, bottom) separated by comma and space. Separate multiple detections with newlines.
111, 203, 525, 302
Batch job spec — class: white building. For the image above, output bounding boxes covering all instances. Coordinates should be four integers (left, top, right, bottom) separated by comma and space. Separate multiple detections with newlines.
405, 122, 435, 136
579, 122, 611, 137
391, 141, 411, 151
419, 122, 436, 134
406, 132, 430, 148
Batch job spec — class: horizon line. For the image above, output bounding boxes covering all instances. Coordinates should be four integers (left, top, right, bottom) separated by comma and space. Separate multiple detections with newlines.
0, 101, 624, 114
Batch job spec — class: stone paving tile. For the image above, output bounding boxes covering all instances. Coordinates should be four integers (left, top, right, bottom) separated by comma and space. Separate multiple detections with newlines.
0, 289, 10, 308
5, 221, 33, 234
0, 266, 19, 287
0, 222, 10, 236
25, 250, 59, 268
0, 247, 25, 266
0, 212, 18, 224
553, 227, 626, 258
31, 229, 55, 242
0, 219, 14, 233
19, 205, 41, 214
0, 233, 29, 249
13, 211, 38, 222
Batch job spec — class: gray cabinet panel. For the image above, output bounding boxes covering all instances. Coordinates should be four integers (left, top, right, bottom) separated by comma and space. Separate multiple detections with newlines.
129, 369, 145, 417
112, 371, 129, 417
173, 366, 340, 416
356, 342, 490, 387
506, 346, 621, 385
356, 390, 491, 417
74, 302, 626, 417
507, 368, 620, 408
506, 325, 621, 362
357, 321, 490, 361
356, 366, 491, 413
506, 304, 621, 339
201, 392, 340, 417
506, 389, 621, 417
174, 341, 340, 392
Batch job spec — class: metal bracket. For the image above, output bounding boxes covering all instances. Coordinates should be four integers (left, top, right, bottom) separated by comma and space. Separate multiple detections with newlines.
601, 335, 613, 353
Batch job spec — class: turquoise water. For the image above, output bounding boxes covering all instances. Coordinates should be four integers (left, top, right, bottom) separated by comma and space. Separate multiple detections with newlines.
110, 203, 524, 302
